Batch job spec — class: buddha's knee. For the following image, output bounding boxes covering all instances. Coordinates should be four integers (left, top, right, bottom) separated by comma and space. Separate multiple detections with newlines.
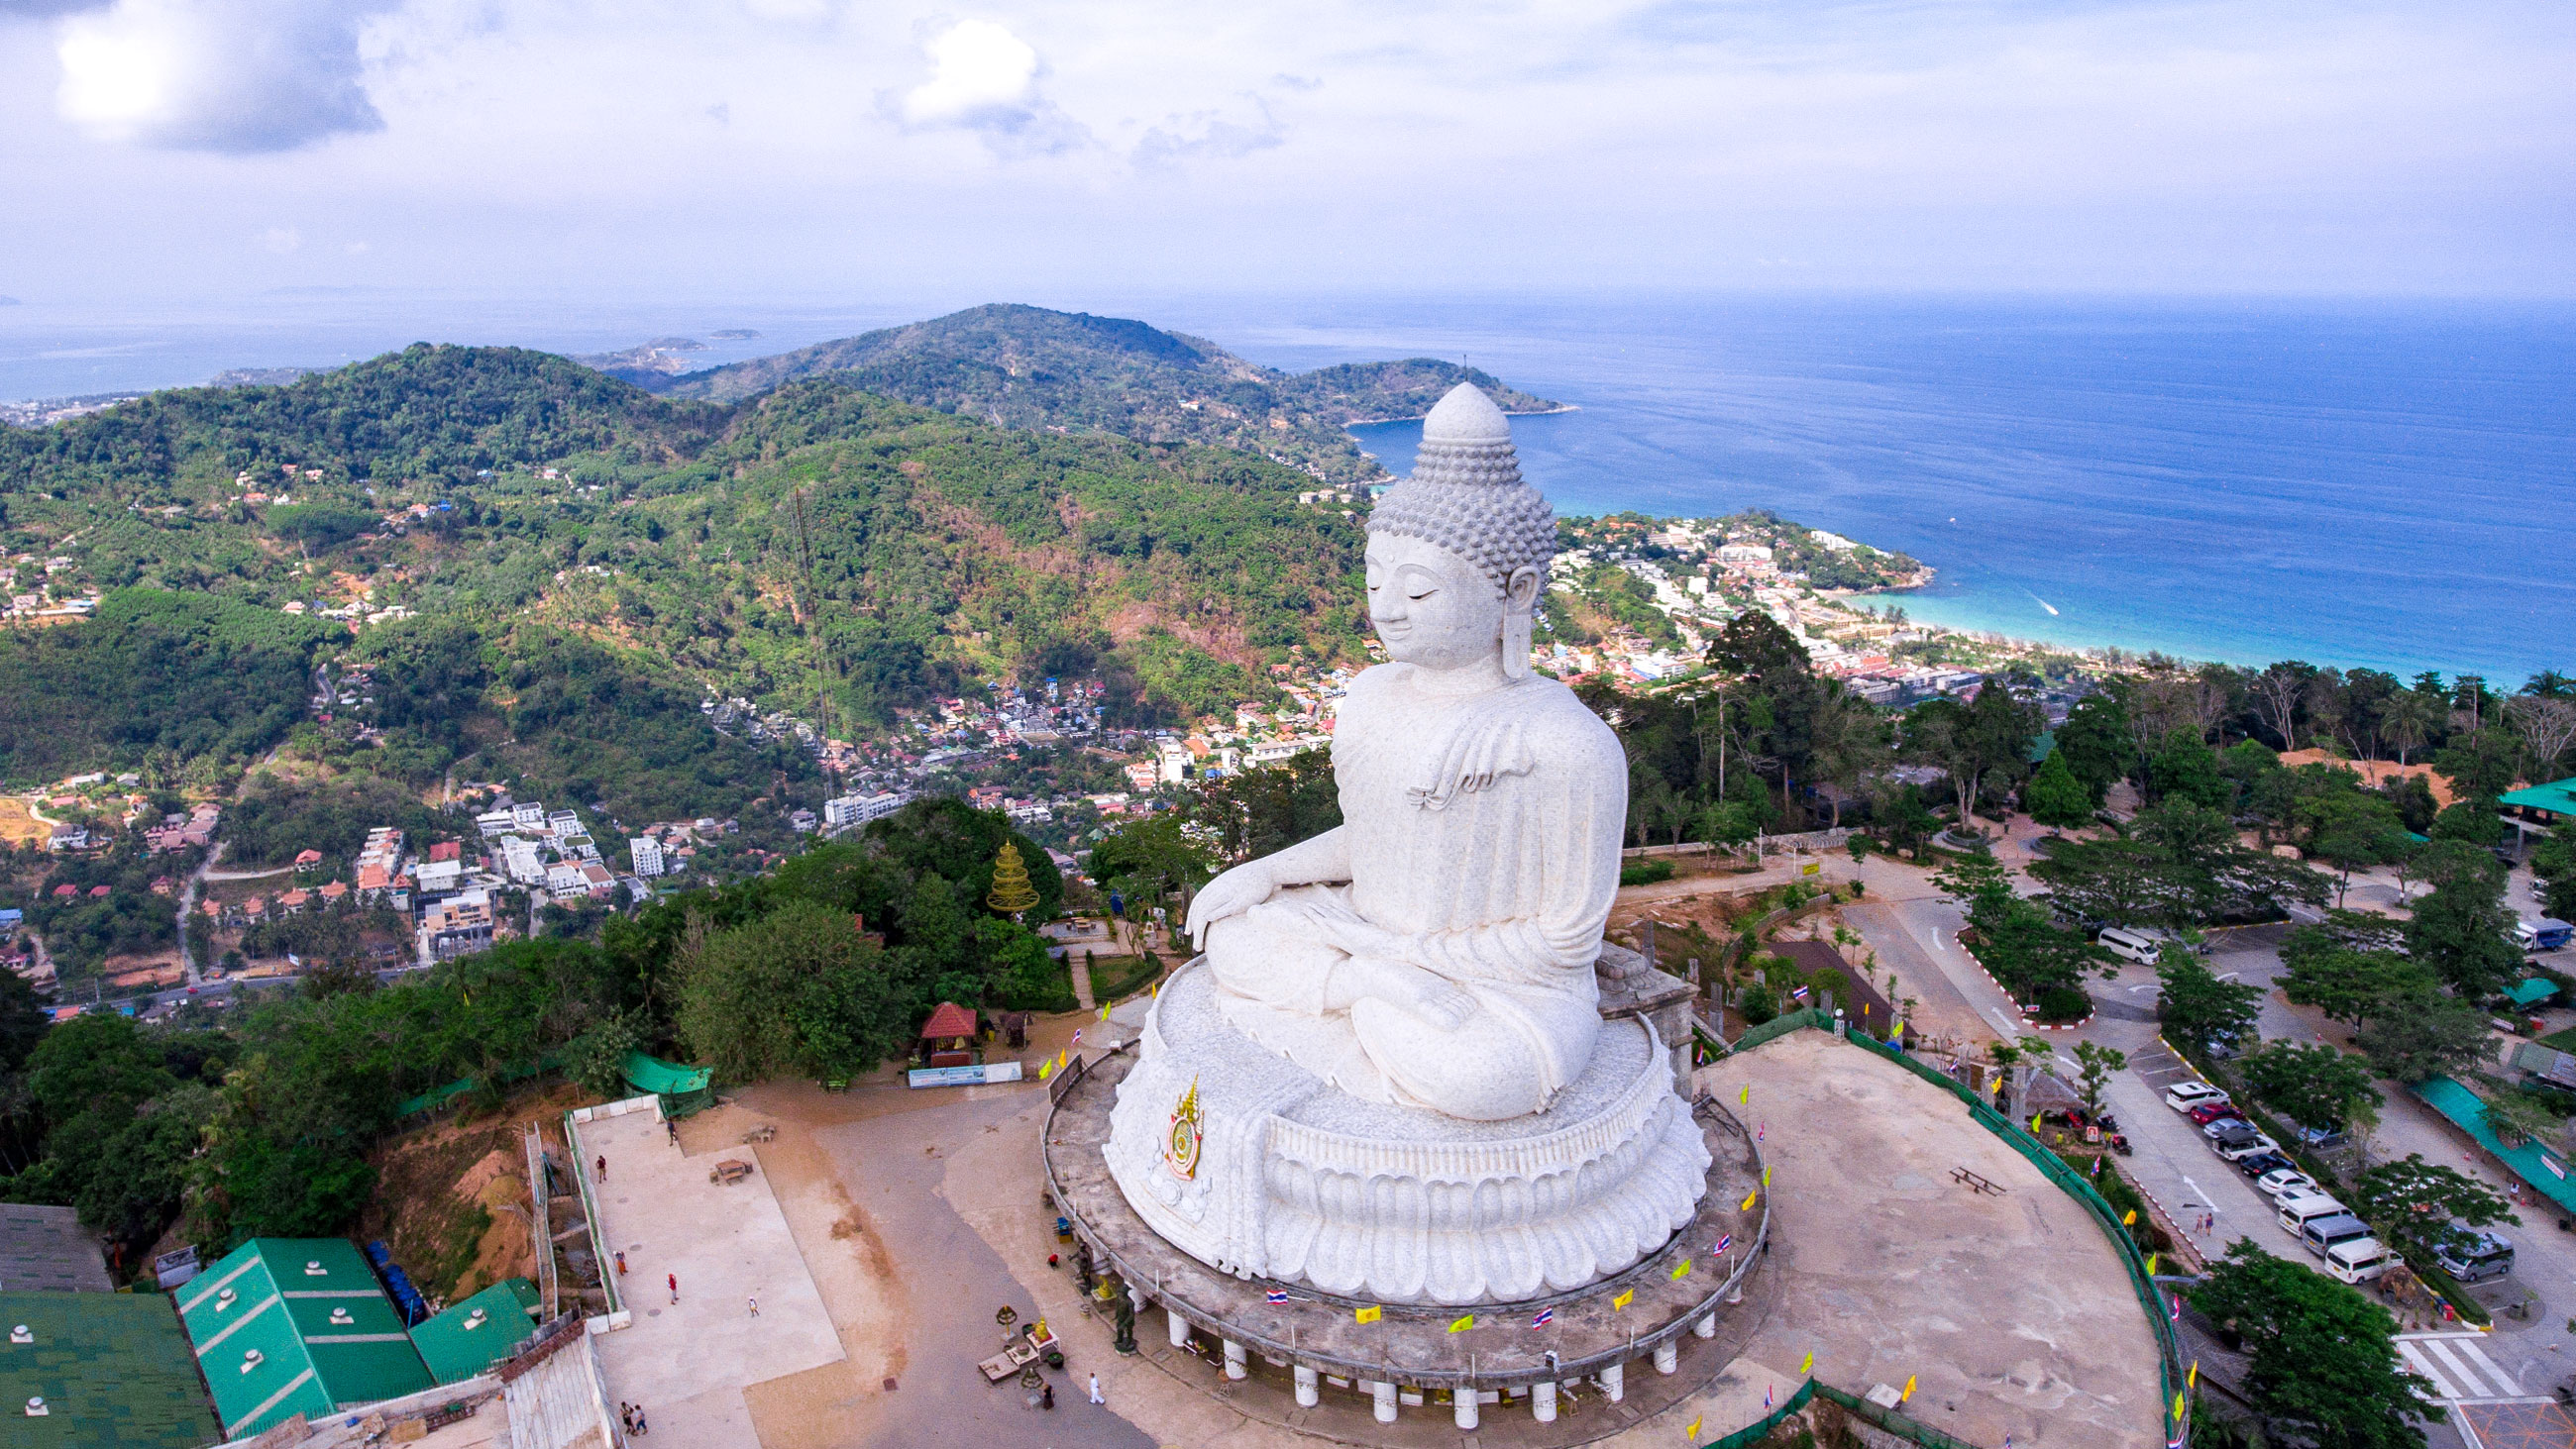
1204, 914, 1338, 1008
1349, 998, 1546, 1121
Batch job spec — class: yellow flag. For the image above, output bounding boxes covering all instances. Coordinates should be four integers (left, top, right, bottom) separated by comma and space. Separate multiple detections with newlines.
1447, 1313, 1474, 1333
1740, 1084, 1750, 1104
1355, 1304, 1382, 1324
2173, 1391, 2185, 1421
2029, 1112, 2042, 1133
2122, 1209, 2137, 1226
1036, 1058, 1053, 1082
1894, 1020, 1906, 1038
1671, 1258, 1693, 1280
1801, 1351, 1814, 1376
1057, 1048, 1069, 1069
2188, 1360, 2199, 1391
1902, 1374, 1916, 1401
1686, 1417, 1702, 1439
1612, 1289, 1635, 1310
1741, 1189, 1759, 1211
1098, 1004, 1110, 1021
2147, 1253, 2160, 1277
1762, 1165, 1771, 1187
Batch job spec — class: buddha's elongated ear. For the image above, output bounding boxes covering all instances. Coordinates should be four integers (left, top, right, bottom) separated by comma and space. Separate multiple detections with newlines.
1501, 566, 1541, 681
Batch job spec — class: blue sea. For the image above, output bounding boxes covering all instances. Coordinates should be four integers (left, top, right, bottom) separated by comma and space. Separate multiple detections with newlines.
4, 290, 2568, 682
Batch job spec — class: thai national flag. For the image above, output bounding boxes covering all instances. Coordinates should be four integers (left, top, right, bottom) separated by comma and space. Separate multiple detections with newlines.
1266, 1290, 1290, 1304
1713, 1233, 1734, 1255
1530, 1307, 1554, 1328
1791, 985, 1809, 1001
1765, 1385, 1774, 1409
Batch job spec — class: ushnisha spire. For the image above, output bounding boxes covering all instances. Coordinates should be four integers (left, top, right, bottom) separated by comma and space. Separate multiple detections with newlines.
1365, 382, 1557, 595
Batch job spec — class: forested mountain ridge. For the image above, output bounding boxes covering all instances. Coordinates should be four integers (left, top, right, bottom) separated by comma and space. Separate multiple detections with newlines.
0, 345, 1370, 800
642, 303, 1560, 486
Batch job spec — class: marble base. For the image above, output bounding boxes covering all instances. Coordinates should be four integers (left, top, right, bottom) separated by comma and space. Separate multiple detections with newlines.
1101, 961, 1712, 1306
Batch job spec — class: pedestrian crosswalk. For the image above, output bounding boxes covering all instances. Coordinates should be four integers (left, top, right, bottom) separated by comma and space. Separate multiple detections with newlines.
2399, 1331, 2544, 1404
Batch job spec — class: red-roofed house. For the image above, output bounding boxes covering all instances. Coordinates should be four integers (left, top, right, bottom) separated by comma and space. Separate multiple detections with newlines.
355, 864, 390, 896
278, 888, 310, 913
51, 883, 75, 899
293, 849, 324, 872
86, 884, 111, 898
241, 895, 266, 920
919, 1002, 979, 1068
428, 840, 462, 863
318, 880, 349, 903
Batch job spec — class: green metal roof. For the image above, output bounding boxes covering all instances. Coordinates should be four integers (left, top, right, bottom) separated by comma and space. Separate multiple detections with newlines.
0, 1291, 221, 1448
407, 1279, 539, 1385
176, 1240, 432, 1437
2413, 1077, 2576, 1215
622, 1051, 711, 1095
2508, 978, 2561, 1008
2502, 777, 2576, 817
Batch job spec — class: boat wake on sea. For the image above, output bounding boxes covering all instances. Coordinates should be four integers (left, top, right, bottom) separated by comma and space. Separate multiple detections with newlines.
2026, 590, 2061, 616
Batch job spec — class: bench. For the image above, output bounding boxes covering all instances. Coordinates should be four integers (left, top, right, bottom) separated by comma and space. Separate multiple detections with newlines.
1952, 1166, 2006, 1196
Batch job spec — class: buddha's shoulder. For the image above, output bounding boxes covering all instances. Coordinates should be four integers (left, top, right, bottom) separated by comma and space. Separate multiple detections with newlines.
1512, 677, 1623, 748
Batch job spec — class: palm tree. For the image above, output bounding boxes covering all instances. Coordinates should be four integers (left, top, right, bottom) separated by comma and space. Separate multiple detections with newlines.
2379, 690, 2440, 766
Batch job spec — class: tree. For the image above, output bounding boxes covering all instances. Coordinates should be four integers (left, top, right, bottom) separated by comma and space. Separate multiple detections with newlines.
2073, 1040, 2125, 1118
1188, 747, 1341, 865
673, 899, 905, 1083
2249, 662, 2315, 750
2280, 927, 2428, 1029
2427, 800, 2504, 848
984, 841, 1040, 917
2506, 694, 2576, 780
2346, 1153, 2520, 1264
2052, 690, 2132, 803
2433, 727, 2522, 801
2239, 1042, 2382, 1134
1902, 676, 2041, 826
2189, 1240, 2437, 1449
2355, 990, 2493, 1084
2023, 750, 2094, 831
2156, 955, 2261, 1057
2379, 690, 2441, 765
2405, 841, 2522, 1001
2298, 792, 2411, 905
2147, 725, 2232, 811
0, 970, 48, 1074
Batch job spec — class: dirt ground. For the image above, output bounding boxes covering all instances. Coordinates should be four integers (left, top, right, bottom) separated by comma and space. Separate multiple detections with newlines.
0, 797, 50, 848
359, 1083, 587, 1305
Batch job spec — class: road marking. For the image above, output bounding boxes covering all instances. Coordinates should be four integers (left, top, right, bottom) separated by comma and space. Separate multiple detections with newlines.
2401, 1333, 2537, 1404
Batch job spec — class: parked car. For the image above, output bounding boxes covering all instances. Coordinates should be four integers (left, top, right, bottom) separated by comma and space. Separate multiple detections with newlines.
2236, 1150, 2297, 1180
2257, 1168, 2320, 1202
2300, 1211, 2375, 1257
2324, 1238, 2397, 1286
2097, 926, 2164, 967
2202, 1112, 2256, 1138
2217, 1132, 2283, 1162
2434, 1229, 2516, 1284
2515, 919, 2573, 953
2165, 1082, 2229, 1112
2278, 1192, 2349, 1233
2190, 1102, 2245, 1127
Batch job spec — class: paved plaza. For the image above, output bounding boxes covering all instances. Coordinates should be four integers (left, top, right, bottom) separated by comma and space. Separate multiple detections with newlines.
576, 1104, 846, 1449
1701, 1029, 2168, 1449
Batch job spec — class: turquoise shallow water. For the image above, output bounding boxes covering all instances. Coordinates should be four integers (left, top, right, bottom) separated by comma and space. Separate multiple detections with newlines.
5, 290, 2567, 680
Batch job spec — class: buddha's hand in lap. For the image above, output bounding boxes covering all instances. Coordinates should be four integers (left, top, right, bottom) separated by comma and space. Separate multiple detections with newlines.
1332, 957, 1476, 1030
1186, 860, 1279, 949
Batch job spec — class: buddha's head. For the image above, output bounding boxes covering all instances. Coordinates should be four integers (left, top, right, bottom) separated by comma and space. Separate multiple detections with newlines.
1364, 382, 1556, 679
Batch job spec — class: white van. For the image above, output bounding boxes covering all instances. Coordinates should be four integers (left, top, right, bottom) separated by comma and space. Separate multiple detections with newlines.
2301, 1212, 2375, 1258
2097, 927, 2163, 967
2324, 1238, 2395, 1285
2277, 1192, 2347, 1233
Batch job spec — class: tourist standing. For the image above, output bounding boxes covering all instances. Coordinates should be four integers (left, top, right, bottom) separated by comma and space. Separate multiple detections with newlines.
596, 1154, 607, 1181
747, 1294, 758, 1317
1088, 1373, 1104, 1405
668, 1273, 679, 1304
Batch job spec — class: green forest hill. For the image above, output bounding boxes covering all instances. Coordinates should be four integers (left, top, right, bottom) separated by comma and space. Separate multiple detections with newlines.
0, 305, 1554, 812
633, 303, 1559, 486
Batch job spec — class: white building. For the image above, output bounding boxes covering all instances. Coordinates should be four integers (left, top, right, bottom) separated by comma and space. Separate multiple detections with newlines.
1155, 738, 1190, 784
412, 859, 465, 896
511, 802, 547, 829
545, 861, 590, 895
1245, 737, 1330, 767
823, 790, 911, 830
500, 837, 547, 885
629, 837, 666, 878
475, 809, 516, 839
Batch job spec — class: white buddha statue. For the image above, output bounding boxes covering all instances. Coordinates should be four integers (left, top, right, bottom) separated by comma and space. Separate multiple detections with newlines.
1100, 384, 1706, 1305
1183, 382, 1627, 1122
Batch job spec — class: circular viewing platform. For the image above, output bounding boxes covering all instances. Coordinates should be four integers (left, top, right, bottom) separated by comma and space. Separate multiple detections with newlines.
1042, 1038, 1776, 1434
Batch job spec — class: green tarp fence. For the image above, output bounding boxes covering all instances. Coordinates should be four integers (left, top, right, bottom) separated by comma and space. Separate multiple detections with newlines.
623, 1051, 714, 1118
394, 1049, 568, 1117
2413, 1075, 2576, 1215
1692, 1380, 1984, 1449
1704, 1377, 1816, 1448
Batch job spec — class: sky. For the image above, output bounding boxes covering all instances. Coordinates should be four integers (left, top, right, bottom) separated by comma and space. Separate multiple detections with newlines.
1, 0, 2570, 306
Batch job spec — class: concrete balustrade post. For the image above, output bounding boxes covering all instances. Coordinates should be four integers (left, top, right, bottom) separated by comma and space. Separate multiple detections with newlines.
1294, 1366, 1319, 1406
1222, 1339, 1247, 1381
1533, 1381, 1558, 1422
1454, 1389, 1479, 1429
1373, 1381, 1398, 1423
1167, 1306, 1189, 1349
1601, 1363, 1626, 1402
1655, 1340, 1679, 1375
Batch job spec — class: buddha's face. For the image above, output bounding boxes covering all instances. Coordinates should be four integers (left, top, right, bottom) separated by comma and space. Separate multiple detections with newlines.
1365, 534, 1530, 672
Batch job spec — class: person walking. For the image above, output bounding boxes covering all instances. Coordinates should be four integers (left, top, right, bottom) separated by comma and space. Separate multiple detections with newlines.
1088, 1373, 1104, 1405
1040, 1383, 1054, 1410
595, 1154, 607, 1181
668, 1273, 679, 1305
748, 1294, 759, 1317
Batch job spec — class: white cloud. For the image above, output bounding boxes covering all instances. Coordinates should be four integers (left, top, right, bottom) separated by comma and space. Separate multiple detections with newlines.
261, 226, 300, 253
893, 17, 1084, 153
55, 0, 387, 153
1132, 95, 1283, 168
